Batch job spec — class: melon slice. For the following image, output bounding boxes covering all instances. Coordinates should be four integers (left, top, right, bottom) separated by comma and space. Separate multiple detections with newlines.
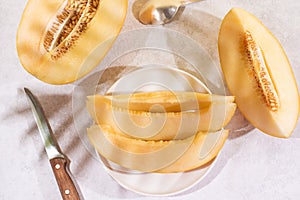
87, 125, 228, 172
17, 0, 127, 84
93, 91, 235, 112
157, 129, 229, 173
88, 125, 194, 172
218, 8, 299, 138
86, 92, 236, 140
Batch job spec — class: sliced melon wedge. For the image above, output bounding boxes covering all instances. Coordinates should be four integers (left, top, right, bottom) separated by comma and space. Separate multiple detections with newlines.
218, 8, 299, 138
87, 125, 194, 172
86, 93, 236, 140
92, 91, 235, 112
157, 129, 229, 173
87, 125, 228, 172
17, 0, 127, 84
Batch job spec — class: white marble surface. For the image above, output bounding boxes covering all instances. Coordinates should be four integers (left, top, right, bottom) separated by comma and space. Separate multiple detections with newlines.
1, 0, 300, 199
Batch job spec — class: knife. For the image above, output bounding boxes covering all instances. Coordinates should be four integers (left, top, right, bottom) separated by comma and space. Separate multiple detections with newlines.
24, 88, 81, 200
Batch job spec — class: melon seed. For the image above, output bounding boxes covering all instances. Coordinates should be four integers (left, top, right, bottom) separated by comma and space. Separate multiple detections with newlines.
244, 30, 280, 112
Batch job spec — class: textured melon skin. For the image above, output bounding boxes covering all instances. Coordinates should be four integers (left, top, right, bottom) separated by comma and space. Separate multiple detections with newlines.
16, 0, 127, 84
218, 8, 299, 138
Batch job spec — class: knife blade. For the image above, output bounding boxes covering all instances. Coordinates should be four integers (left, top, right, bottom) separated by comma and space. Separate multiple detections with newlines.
24, 88, 81, 200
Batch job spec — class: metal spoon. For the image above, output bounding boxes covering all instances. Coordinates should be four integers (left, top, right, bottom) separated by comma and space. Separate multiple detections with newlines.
138, 0, 203, 25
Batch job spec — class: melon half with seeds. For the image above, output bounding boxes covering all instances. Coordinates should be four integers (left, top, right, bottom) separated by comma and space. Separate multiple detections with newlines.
218, 8, 299, 138
16, 0, 127, 84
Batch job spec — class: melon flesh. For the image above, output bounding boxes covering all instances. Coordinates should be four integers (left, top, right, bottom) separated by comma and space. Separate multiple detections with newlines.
157, 129, 229, 173
218, 8, 299, 138
94, 91, 235, 112
88, 125, 194, 172
87, 124, 228, 172
86, 92, 236, 140
17, 0, 127, 84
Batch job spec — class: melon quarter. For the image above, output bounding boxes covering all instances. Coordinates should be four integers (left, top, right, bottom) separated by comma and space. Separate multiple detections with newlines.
218, 8, 299, 138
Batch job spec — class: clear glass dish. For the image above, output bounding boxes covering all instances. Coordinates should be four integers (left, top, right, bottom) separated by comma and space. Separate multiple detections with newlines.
72, 27, 237, 196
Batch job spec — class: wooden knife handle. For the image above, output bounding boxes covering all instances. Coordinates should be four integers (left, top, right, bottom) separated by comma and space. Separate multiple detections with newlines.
50, 157, 81, 200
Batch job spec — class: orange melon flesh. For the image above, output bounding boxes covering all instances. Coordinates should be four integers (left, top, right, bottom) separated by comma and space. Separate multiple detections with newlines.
16, 0, 127, 84
88, 124, 194, 172
157, 129, 229, 173
87, 124, 229, 172
86, 92, 236, 140
99, 91, 235, 112
218, 8, 299, 138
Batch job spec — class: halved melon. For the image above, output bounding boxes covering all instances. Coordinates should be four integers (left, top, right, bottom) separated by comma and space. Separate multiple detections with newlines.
87, 124, 228, 172
16, 0, 127, 84
95, 91, 235, 112
86, 92, 236, 140
218, 8, 299, 138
